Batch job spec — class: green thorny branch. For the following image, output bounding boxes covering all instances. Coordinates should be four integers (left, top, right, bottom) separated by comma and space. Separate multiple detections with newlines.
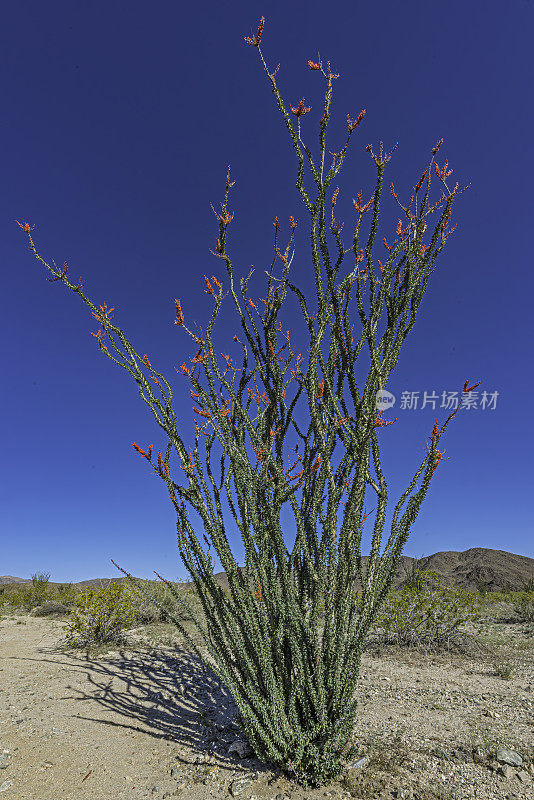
17, 16, 476, 788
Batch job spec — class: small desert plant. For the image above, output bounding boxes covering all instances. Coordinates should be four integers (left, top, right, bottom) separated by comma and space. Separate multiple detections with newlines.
63, 582, 141, 650
53, 582, 78, 606
479, 589, 513, 621
371, 568, 484, 650
6, 584, 44, 613
511, 590, 534, 622
31, 600, 71, 617
126, 578, 199, 623
399, 556, 438, 592
0, 587, 21, 610
14, 571, 52, 611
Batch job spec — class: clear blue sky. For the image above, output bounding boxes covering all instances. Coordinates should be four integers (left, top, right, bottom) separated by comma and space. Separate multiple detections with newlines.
3, 0, 533, 585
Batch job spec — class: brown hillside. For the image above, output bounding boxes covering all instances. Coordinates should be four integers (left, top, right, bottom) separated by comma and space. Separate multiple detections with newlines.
2, 547, 532, 595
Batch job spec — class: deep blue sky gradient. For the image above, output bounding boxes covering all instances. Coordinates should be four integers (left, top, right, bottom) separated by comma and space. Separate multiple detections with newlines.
3, 0, 533, 584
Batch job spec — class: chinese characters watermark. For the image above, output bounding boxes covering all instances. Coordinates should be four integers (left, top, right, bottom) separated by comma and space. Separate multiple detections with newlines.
375, 389, 499, 413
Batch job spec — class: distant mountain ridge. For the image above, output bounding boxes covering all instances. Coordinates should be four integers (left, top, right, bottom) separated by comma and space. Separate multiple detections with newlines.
2, 547, 533, 594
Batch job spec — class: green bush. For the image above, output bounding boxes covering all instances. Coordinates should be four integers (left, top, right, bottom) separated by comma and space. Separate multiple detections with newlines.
63, 582, 141, 650
398, 560, 441, 593
0, 573, 54, 613
120, 577, 203, 624
27, 571, 52, 609
30, 600, 71, 617
512, 590, 534, 622
54, 583, 78, 605
370, 569, 484, 649
5, 585, 40, 612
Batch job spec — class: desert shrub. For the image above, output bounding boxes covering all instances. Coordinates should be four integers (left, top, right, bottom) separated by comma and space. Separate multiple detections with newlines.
370, 569, 484, 649
2, 573, 55, 612
63, 582, 141, 650
307, 564, 439, 622
4, 585, 39, 612
54, 583, 78, 605
0, 584, 35, 610
24, 587, 47, 611
480, 589, 517, 618
0, 589, 17, 609
30, 600, 71, 617
398, 560, 441, 593
117, 577, 208, 625
26, 571, 52, 608
511, 590, 534, 622
481, 589, 503, 604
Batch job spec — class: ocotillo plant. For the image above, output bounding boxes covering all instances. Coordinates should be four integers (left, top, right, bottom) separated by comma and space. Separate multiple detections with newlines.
17, 16, 477, 788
